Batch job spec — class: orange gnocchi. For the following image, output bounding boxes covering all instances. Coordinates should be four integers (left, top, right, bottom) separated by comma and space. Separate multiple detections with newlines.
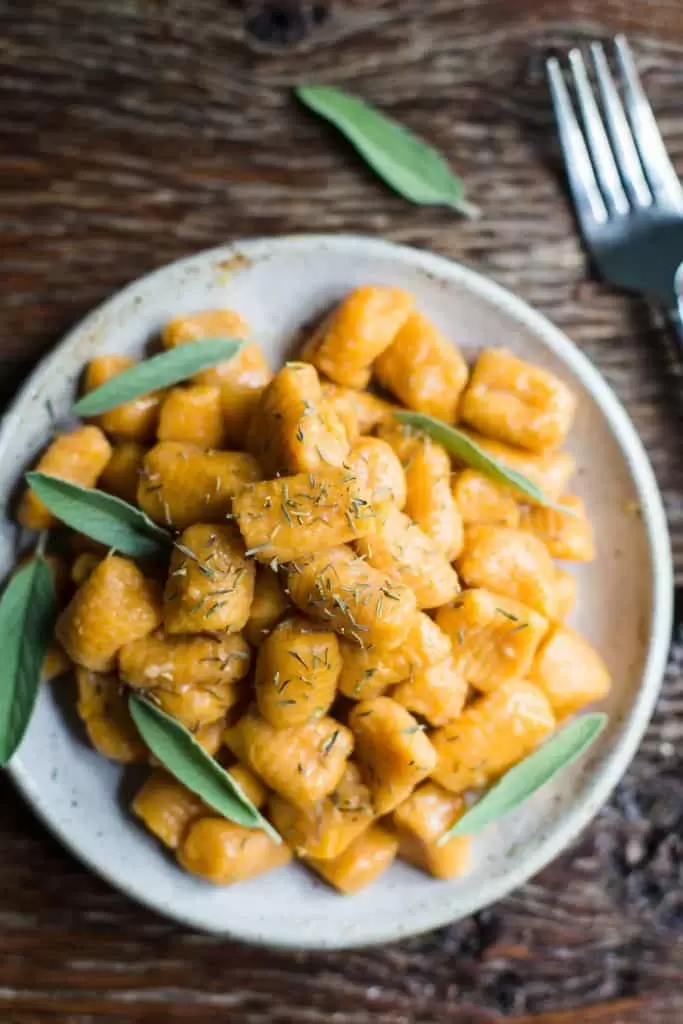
374, 310, 468, 423
12, 284, 606, 896
301, 285, 413, 389
460, 348, 576, 452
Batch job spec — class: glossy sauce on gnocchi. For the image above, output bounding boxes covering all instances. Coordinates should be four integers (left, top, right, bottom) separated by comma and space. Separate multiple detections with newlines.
21, 285, 610, 894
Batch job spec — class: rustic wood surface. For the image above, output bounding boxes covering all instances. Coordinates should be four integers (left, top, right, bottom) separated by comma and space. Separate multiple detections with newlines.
1, 1, 682, 1021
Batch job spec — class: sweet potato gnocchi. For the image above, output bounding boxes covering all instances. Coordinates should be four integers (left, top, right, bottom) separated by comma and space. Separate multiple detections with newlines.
17, 286, 609, 895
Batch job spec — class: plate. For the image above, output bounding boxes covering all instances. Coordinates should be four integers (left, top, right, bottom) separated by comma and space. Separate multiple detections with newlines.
1, 235, 672, 949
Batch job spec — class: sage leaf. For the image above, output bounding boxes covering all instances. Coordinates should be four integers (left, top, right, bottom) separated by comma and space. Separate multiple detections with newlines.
25, 473, 170, 558
394, 411, 576, 514
73, 337, 245, 416
129, 695, 281, 843
439, 712, 607, 842
296, 85, 479, 218
0, 552, 56, 765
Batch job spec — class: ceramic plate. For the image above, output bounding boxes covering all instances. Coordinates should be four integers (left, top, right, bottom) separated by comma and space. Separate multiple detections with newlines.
1, 235, 672, 949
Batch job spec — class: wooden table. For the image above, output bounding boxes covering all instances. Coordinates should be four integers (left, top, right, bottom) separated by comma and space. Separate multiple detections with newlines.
1, 2, 682, 1021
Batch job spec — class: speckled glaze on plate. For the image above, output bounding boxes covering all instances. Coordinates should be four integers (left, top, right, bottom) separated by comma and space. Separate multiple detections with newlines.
1, 236, 672, 949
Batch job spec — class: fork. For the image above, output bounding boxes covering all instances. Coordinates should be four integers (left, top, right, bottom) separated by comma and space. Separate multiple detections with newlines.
546, 35, 683, 337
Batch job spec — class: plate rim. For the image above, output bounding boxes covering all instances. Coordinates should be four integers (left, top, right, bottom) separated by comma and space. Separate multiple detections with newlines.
4, 233, 674, 948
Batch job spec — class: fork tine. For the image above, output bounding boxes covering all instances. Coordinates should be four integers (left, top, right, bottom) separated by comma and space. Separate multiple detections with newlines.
546, 57, 608, 230
614, 34, 683, 210
590, 42, 653, 208
568, 48, 630, 216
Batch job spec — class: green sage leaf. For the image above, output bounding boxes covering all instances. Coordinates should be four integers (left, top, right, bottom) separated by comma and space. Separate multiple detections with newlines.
394, 411, 576, 514
129, 695, 281, 843
0, 551, 56, 765
73, 337, 245, 416
439, 712, 607, 842
296, 85, 479, 218
25, 473, 170, 558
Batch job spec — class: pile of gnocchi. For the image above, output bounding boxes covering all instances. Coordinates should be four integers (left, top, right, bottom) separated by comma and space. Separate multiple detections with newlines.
18, 286, 610, 894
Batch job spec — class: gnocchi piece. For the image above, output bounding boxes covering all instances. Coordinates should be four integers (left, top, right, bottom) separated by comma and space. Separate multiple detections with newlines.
162, 308, 272, 444
227, 763, 269, 808
162, 308, 249, 352
461, 348, 576, 452
285, 546, 417, 649
553, 568, 577, 622
401, 612, 454, 670
356, 505, 460, 609
255, 616, 341, 728
269, 763, 374, 860
243, 566, 291, 647
459, 432, 576, 503
18, 426, 112, 529
338, 612, 452, 700
132, 770, 204, 849
300, 286, 413, 389
374, 311, 468, 423
224, 711, 353, 808
42, 643, 72, 681
246, 362, 349, 476
452, 469, 521, 527
153, 683, 240, 729
529, 625, 611, 718
456, 525, 557, 618
435, 588, 549, 693
394, 782, 471, 879
194, 718, 227, 756
520, 494, 595, 562
320, 382, 397, 439
99, 441, 146, 505
337, 641, 406, 701
137, 442, 262, 529
432, 679, 556, 794
410, 451, 463, 557
156, 385, 227, 450
119, 630, 251, 691
76, 667, 147, 763
349, 697, 437, 814
344, 437, 407, 509
214, 344, 273, 443
70, 552, 101, 587
375, 419, 422, 465
233, 469, 388, 564
392, 656, 468, 727
177, 817, 292, 885
57, 556, 162, 671
378, 423, 463, 559
306, 823, 398, 894
164, 524, 254, 635
82, 355, 162, 442
320, 382, 359, 442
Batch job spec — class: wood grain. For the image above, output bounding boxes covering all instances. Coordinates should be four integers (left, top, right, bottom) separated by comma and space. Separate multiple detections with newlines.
1, 1, 682, 1021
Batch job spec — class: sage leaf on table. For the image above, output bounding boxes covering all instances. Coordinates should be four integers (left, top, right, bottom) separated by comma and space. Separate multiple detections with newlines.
25, 473, 171, 558
129, 695, 281, 843
73, 337, 245, 416
296, 85, 479, 218
439, 712, 608, 842
394, 411, 576, 514
0, 548, 56, 765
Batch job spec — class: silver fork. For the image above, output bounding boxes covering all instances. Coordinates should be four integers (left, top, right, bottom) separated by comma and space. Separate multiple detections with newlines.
546, 35, 683, 335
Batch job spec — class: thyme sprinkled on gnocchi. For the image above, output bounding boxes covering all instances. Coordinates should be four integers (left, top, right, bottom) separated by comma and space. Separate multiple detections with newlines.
4, 288, 608, 893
